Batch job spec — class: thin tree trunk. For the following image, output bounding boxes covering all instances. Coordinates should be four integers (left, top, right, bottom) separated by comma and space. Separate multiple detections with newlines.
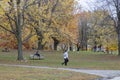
117, 20, 120, 55
16, 0, 23, 60
117, 9, 120, 55
118, 33, 120, 55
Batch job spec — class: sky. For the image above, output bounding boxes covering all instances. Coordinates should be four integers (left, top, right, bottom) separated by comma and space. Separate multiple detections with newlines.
75, 0, 96, 11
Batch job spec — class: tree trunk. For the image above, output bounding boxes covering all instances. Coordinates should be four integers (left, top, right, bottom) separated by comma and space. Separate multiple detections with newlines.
117, 20, 120, 55
80, 27, 87, 51
118, 32, 120, 55
17, 35, 23, 60
37, 36, 44, 50
52, 37, 59, 50
77, 43, 80, 51
117, 9, 120, 55
69, 42, 73, 51
16, 0, 23, 60
16, 13, 23, 60
54, 40, 59, 50
35, 28, 44, 50
16, 21, 23, 60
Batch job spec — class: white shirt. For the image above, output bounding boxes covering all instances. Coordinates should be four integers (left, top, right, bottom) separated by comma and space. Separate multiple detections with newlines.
63, 51, 68, 59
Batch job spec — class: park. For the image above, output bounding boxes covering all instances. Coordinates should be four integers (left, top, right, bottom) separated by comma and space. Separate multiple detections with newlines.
0, 0, 120, 80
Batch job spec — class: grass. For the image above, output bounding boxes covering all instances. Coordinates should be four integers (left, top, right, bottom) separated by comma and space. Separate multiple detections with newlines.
0, 49, 120, 80
0, 66, 98, 80
0, 50, 120, 69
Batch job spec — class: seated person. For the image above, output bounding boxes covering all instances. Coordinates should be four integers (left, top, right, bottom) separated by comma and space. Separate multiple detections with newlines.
2, 47, 10, 52
33, 50, 40, 59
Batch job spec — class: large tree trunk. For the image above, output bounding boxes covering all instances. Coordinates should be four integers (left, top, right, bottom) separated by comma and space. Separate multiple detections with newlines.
52, 37, 59, 50
17, 34, 23, 60
16, 19, 23, 60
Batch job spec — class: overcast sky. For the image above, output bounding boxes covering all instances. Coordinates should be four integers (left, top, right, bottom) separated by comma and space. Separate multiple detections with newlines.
75, 0, 96, 11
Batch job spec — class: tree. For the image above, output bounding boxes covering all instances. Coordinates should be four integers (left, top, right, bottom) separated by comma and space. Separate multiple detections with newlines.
76, 9, 117, 52
26, 0, 74, 50
0, 0, 24, 60
50, 0, 75, 50
0, 0, 76, 53
0, 0, 36, 60
88, 10, 114, 45
25, 0, 59, 50
95, 0, 120, 55
78, 12, 89, 50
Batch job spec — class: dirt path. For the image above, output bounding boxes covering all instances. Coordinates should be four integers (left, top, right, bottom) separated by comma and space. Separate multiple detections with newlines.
0, 64, 120, 80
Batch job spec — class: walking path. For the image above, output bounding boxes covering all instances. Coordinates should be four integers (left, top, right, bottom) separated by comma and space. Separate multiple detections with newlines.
0, 64, 120, 80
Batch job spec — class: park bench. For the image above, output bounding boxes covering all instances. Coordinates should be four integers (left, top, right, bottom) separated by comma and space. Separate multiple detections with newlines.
2, 48, 10, 52
29, 54, 44, 60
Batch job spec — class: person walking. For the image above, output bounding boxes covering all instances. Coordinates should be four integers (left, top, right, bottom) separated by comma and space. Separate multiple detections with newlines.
62, 49, 69, 66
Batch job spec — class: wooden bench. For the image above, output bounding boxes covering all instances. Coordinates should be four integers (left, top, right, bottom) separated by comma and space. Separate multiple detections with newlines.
2, 48, 10, 52
29, 54, 44, 60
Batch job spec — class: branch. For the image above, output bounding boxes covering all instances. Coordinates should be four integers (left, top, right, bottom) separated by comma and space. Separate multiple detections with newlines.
22, 31, 36, 43
5, 13, 16, 22
0, 25, 15, 34
46, 0, 59, 28
25, 0, 38, 9
51, 0, 59, 13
